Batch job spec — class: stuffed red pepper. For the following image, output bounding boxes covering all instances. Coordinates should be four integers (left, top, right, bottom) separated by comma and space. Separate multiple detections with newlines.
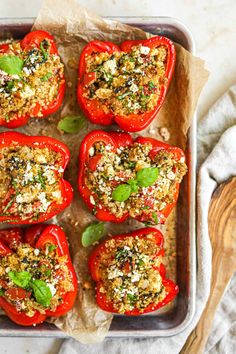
89, 227, 178, 315
77, 36, 175, 132
78, 130, 187, 224
0, 224, 78, 326
0, 132, 73, 224
0, 30, 65, 128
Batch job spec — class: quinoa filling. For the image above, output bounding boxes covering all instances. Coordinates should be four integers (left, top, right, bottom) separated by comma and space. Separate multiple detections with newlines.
0, 39, 64, 122
84, 44, 168, 116
0, 242, 74, 317
0, 145, 64, 221
98, 234, 165, 313
85, 141, 187, 222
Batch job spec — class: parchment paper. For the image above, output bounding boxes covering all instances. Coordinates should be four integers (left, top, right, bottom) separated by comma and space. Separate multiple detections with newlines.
0, 0, 209, 343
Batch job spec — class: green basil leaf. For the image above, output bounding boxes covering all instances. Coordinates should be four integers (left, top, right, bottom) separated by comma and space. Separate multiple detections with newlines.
136, 167, 159, 187
9, 271, 32, 288
41, 72, 52, 81
0, 289, 5, 296
40, 40, 49, 60
152, 212, 159, 224
30, 279, 52, 307
127, 293, 137, 304
6, 81, 15, 91
82, 222, 106, 247
57, 115, 86, 133
48, 244, 57, 252
44, 269, 52, 277
127, 179, 139, 193
0, 55, 24, 75
117, 91, 132, 100
112, 184, 131, 202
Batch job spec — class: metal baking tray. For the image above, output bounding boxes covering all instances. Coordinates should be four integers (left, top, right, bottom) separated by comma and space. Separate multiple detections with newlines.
0, 16, 196, 338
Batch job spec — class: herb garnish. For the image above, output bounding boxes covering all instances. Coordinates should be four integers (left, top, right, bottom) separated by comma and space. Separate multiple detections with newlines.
81, 222, 106, 247
0, 55, 23, 75
57, 115, 86, 134
112, 167, 159, 202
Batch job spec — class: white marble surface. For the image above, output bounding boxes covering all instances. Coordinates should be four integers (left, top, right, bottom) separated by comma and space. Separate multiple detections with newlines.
0, 0, 235, 353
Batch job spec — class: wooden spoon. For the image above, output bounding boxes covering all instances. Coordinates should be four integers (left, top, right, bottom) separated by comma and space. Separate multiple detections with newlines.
181, 177, 236, 354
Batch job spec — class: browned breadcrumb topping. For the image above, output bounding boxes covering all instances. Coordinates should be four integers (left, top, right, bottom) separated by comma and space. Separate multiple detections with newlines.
0, 39, 64, 122
0, 243, 74, 317
86, 142, 187, 223
0, 145, 64, 220
84, 44, 168, 116
98, 234, 165, 313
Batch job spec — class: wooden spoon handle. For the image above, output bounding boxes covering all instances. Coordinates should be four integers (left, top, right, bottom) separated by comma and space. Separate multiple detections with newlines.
182, 178, 236, 354
181, 255, 232, 354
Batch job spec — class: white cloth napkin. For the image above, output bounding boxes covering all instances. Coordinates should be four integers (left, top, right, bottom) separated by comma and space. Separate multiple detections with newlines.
59, 85, 236, 354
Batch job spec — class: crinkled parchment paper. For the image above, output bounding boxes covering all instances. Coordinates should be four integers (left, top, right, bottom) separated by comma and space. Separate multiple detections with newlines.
0, 0, 209, 343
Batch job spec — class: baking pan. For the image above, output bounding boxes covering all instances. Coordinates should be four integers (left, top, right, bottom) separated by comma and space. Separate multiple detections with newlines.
0, 16, 196, 338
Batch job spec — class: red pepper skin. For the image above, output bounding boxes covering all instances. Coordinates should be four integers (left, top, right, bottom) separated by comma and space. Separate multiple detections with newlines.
0, 224, 78, 326
77, 37, 175, 132
77, 40, 120, 126
89, 228, 178, 315
0, 228, 23, 249
0, 132, 73, 224
77, 130, 126, 223
0, 30, 65, 129
78, 130, 185, 224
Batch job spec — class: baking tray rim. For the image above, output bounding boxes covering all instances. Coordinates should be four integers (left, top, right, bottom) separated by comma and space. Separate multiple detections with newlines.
0, 15, 197, 338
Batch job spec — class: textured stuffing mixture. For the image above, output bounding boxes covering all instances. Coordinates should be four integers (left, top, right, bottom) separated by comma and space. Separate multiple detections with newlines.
98, 234, 165, 313
84, 44, 168, 116
0, 145, 64, 221
0, 39, 64, 122
0, 242, 74, 316
85, 141, 187, 223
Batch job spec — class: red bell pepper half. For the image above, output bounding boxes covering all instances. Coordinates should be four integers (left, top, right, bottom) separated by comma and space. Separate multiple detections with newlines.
0, 30, 65, 128
77, 36, 175, 132
0, 131, 73, 224
89, 227, 178, 315
0, 224, 78, 326
78, 130, 186, 224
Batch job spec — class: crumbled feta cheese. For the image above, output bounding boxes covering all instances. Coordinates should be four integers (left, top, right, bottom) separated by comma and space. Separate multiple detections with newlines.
47, 283, 57, 296
90, 195, 96, 205
131, 272, 141, 283
16, 194, 23, 203
108, 268, 124, 280
133, 102, 141, 110
52, 190, 61, 199
38, 192, 50, 212
34, 249, 40, 256
140, 46, 150, 55
58, 166, 64, 173
26, 163, 32, 172
103, 59, 117, 75
130, 83, 139, 93
89, 147, 95, 156
35, 155, 47, 164
23, 67, 31, 76
123, 246, 130, 251
167, 171, 176, 180
105, 145, 112, 151
21, 85, 35, 99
